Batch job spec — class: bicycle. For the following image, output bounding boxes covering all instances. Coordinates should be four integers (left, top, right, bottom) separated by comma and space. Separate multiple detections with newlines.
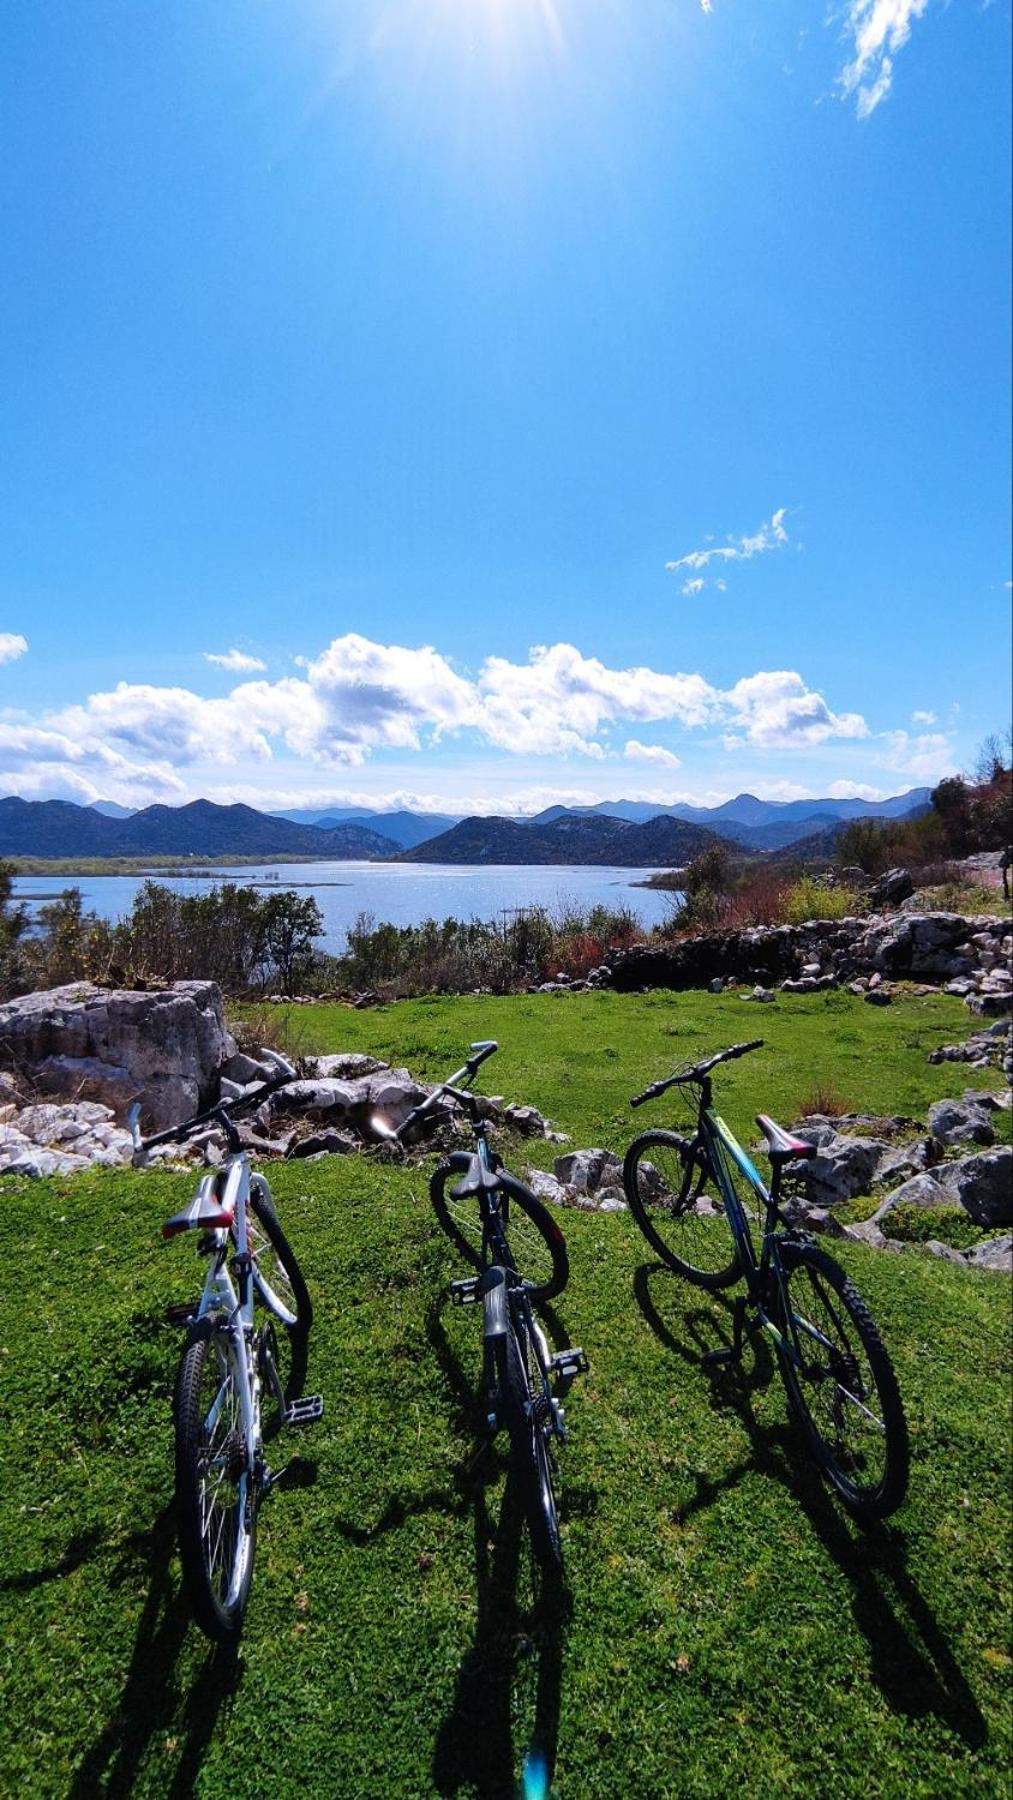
372, 1040, 587, 1570
623, 1039, 909, 1522
128, 1050, 322, 1639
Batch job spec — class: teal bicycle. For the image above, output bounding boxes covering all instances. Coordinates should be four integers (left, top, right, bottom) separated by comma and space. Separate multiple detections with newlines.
623, 1040, 909, 1522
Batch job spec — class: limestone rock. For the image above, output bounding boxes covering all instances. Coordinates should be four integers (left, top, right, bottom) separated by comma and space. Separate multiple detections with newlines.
937, 1148, 1013, 1227
927, 1097, 996, 1147
965, 1234, 1013, 1273
0, 981, 234, 1130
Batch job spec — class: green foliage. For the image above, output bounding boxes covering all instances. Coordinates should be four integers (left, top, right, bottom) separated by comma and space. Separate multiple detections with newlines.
776, 876, 860, 925
884, 1203, 989, 1250
337, 901, 640, 997
0, 990, 1010, 1796
0, 857, 31, 996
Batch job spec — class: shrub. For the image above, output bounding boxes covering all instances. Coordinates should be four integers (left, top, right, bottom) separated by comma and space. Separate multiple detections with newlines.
884, 1204, 986, 1252
794, 1083, 854, 1119
776, 877, 860, 925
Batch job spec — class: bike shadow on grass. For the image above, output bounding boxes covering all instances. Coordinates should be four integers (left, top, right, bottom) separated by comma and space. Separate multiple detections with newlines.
427, 1290, 572, 1800
48, 1505, 246, 1800
633, 1260, 988, 1753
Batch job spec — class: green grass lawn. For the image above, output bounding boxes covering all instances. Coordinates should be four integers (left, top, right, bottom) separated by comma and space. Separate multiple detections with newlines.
1, 992, 1010, 1797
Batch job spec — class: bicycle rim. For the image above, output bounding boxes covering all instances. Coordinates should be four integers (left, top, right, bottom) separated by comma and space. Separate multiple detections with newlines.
623, 1132, 741, 1287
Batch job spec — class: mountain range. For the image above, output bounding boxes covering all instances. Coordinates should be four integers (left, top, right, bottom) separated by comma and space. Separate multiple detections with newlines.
1, 786, 930, 863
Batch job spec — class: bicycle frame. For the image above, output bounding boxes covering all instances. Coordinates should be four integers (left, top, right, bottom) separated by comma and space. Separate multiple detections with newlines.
695, 1102, 826, 1377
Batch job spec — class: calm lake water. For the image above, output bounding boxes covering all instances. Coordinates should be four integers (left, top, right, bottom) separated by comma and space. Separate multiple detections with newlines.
15, 862, 681, 955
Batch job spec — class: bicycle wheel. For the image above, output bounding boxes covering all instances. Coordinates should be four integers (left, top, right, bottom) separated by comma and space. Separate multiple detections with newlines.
430, 1159, 568, 1302
623, 1131, 742, 1289
494, 1312, 561, 1572
775, 1241, 909, 1523
248, 1180, 311, 1414
175, 1323, 256, 1640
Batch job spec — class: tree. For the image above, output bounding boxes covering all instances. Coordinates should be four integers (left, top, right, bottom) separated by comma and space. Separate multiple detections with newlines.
0, 860, 30, 997
262, 891, 323, 993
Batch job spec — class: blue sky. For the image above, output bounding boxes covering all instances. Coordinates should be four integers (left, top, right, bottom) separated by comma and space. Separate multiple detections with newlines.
1, 0, 1010, 816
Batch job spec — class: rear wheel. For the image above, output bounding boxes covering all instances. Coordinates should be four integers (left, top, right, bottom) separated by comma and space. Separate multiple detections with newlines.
494, 1314, 561, 1572
430, 1160, 568, 1302
623, 1131, 742, 1289
775, 1241, 909, 1523
175, 1324, 256, 1640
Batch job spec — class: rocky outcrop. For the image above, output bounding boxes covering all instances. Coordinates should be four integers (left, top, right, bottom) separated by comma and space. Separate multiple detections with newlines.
0, 982, 235, 1129
604, 911, 1011, 1006
0, 1098, 133, 1176
526, 1148, 627, 1213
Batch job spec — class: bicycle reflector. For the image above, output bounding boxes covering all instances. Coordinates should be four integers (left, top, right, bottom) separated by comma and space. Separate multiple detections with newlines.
162, 1177, 235, 1239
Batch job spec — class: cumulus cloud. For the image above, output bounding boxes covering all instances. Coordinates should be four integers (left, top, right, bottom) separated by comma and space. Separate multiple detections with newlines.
838, 0, 930, 119
666, 508, 789, 594
204, 648, 267, 673
722, 670, 868, 749
12, 633, 884, 806
624, 740, 682, 769
910, 709, 936, 726
875, 728, 954, 781
0, 634, 28, 666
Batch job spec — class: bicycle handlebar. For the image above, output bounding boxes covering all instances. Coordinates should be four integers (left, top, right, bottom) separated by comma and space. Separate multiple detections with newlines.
629, 1039, 764, 1108
374, 1041, 499, 1141
129, 1051, 299, 1153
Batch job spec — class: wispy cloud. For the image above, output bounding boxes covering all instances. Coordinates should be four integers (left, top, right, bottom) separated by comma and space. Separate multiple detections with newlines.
204, 648, 267, 673
666, 508, 789, 594
0, 633, 28, 666
910, 708, 936, 726
624, 740, 682, 769
838, 0, 930, 119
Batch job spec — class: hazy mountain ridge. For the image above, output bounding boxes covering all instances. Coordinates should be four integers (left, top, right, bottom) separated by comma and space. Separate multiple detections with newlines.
0, 797, 397, 859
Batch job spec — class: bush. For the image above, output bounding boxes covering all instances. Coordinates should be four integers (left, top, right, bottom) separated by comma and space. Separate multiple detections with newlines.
794, 1083, 854, 1119
776, 877, 860, 925
884, 1203, 986, 1251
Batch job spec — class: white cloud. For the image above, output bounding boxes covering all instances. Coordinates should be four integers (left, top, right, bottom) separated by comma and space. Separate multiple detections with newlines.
722, 670, 868, 749
0, 634, 28, 666
875, 728, 954, 781
476, 643, 721, 757
910, 709, 936, 726
838, 1, 930, 119
204, 648, 267, 673
624, 740, 682, 769
666, 508, 789, 592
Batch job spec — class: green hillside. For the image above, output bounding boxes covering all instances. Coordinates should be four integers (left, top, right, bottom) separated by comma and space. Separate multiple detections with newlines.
1, 991, 1009, 1797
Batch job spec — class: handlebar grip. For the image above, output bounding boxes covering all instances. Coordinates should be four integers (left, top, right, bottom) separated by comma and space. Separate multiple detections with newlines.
630, 1086, 655, 1109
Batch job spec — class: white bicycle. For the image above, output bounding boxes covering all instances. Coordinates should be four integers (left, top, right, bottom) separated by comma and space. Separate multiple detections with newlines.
129, 1051, 322, 1640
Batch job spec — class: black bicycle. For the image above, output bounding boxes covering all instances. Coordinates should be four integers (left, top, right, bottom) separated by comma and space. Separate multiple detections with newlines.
372, 1041, 587, 1570
623, 1040, 909, 1522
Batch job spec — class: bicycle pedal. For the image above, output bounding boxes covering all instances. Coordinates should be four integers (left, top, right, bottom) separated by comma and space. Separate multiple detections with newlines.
164, 1303, 197, 1327
548, 1347, 589, 1381
282, 1394, 325, 1427
449, 1277, 481, 1306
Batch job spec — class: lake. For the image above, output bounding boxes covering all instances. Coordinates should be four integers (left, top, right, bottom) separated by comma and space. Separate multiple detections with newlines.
14, 861, 681, 955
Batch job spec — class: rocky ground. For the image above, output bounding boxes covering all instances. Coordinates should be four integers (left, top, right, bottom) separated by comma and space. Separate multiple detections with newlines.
1, 974, 1009, 1271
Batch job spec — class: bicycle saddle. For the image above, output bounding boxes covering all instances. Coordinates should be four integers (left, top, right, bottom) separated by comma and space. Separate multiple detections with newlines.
450, 1155, 502, 1199
755, 1114, 818, 1163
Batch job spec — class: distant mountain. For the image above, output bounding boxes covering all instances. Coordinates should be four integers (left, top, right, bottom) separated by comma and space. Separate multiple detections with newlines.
522, 789, 932, 847
272, 806, 461, 848
90, 800, 136, 819
395, 812, 721, 867
0, 796, 398, 859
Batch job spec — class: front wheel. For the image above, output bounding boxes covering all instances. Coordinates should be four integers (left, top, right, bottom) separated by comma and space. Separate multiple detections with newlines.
775, 1241, 909, 1523
175, 1324, 257, 1640
494, 1317, 562, 1572
623, 1131, 742, 1289
248, 1180, 312, 1418
430, 1159, 569, 1302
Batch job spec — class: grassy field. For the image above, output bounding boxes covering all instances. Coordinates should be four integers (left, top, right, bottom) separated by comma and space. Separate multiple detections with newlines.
1, 990, 1010, 1798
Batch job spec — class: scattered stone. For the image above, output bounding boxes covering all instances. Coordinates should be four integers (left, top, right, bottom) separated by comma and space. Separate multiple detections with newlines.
869, 868, 914, 908
872, 1171, 950, 1223
708, 977, 724, 994
921, 1239, 967, 1265
751, 986, 776, 1004
553, 1147, 623, 1193
927, 1096, 996, 1147
289, 1128, 358, 1158
937, 1148, 1013, 1228
865, 988, 892, 1006
526, 1169, 566, 1206
965, 1234, 1013, 1273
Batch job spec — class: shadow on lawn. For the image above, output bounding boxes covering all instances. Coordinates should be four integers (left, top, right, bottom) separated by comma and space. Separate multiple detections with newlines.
59, 1506, 243, 1799
634, 1261, 988, 1752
